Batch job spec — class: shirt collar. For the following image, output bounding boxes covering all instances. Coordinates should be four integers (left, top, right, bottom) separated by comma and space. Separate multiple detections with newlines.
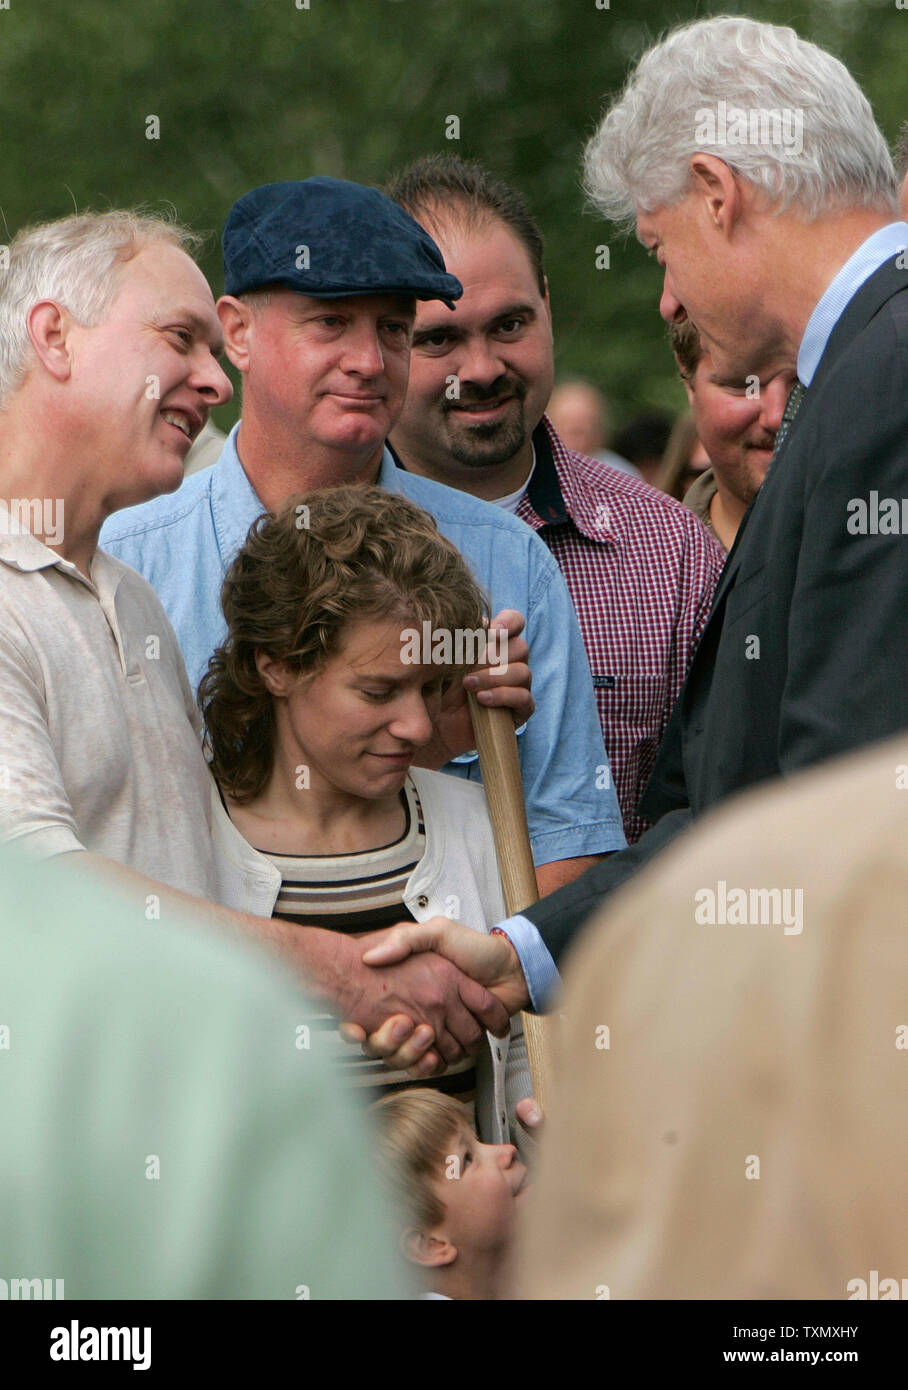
210, 422, 274, 557
379, 443, 407, 491
0, 501, 61, 572
387, 438, 537, 510
524, 417, 619, 544
388, 422, 618, 543
0, 500, 121, 599
217, 425, 397, 550
798, 221, 908, 386
525, 421, 569, 524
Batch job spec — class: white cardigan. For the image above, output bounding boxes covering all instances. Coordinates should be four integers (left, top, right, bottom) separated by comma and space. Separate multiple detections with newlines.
209, 767, 531, 1145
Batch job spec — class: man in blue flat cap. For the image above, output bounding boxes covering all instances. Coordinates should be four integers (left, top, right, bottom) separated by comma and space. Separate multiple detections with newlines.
102, 178, 624, 915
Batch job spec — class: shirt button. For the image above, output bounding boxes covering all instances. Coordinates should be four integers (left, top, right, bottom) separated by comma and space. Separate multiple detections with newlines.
416, 895, 429, 909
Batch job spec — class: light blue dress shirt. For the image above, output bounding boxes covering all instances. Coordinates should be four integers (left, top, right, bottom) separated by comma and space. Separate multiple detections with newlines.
505, 221, 908, 1009
101, 425, 625, 867
798, 221, 908, 385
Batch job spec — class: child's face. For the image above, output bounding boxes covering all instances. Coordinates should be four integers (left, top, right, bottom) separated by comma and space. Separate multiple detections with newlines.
270, 616, 451, 801
431, 1119, 529, 1256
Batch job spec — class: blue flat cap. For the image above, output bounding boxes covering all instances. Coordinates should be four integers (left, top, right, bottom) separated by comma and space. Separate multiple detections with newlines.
222, 177, 462, 308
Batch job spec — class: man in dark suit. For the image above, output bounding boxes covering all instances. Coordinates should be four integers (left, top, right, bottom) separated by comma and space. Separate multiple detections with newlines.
350, 15, 908, 1071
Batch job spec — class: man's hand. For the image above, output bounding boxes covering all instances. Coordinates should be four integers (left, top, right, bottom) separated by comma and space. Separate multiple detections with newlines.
340, 917, 530, 1076
338, 925, 510, 1065
66, 859, 510, 1067
412, 609, 533, 769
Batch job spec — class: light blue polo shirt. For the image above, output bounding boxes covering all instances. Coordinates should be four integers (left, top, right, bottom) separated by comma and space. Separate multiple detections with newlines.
101, 425, 625, 867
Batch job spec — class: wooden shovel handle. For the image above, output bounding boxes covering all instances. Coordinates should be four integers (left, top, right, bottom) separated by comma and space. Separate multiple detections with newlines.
467, 696, 552, 1114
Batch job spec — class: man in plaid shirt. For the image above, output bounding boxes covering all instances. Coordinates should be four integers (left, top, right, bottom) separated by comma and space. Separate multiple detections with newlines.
387, 156, 725, 842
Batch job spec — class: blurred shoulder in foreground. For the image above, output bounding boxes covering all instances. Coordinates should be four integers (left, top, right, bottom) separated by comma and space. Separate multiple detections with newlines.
517, 733, 908, 1299
0, 843, 411, 1300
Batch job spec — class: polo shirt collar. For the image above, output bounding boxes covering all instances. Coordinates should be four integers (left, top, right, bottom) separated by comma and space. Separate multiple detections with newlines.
0, 501, 124, 604
0, 501, 62, 573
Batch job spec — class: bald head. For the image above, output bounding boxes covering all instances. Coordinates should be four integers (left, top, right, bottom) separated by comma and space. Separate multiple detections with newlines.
547, 381, 609, 457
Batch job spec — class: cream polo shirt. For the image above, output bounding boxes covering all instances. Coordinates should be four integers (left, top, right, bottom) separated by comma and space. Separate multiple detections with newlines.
0, 506, 216, 897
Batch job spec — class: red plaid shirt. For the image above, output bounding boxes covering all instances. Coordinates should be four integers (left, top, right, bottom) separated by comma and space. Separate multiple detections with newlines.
517, 418, 725, 842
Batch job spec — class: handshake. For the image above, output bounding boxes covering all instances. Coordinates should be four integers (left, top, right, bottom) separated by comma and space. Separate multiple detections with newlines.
336, 916, 531, 1078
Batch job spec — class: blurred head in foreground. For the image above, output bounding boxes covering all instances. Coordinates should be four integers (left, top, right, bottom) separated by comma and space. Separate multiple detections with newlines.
515, 734, 908, 1298
0, 841, 409, 1299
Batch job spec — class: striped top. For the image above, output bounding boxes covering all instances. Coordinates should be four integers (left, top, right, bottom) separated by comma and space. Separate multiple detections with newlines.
267, 781, 426, 934
227, 776, 476, 1099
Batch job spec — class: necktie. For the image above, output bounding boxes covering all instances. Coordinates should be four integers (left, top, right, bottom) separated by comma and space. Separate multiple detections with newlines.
773, 380, 805, 455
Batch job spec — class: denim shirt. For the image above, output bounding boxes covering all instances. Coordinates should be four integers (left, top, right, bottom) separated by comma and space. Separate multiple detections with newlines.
101, 425, 625, 865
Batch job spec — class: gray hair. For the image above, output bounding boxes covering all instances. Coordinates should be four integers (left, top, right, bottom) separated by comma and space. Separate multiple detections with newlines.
236, 288, 273, 314
583, 15, 898, 228
0, 210, 202, 406
894, 121, 908, 181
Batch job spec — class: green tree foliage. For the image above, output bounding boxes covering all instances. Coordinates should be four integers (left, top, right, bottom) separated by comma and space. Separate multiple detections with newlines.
0, 0, 904, 428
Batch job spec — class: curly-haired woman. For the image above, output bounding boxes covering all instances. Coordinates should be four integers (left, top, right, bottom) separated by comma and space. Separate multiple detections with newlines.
200, 484, 531, 1147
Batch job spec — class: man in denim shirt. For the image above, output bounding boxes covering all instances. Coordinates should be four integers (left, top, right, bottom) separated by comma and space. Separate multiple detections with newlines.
102, 179, 625, 893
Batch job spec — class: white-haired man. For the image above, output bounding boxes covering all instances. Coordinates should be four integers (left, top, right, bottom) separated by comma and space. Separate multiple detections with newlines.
352, 15, 908, 1077
0, 212, 230, 891
0, 211, 511, 1061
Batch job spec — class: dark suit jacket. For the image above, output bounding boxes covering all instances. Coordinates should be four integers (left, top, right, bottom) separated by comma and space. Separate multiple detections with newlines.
529, 253, 908, 963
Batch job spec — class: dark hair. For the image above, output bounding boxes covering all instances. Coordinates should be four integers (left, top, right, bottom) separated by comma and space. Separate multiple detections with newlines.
384, 154, 546, 295
669, 319, 704, 383
199, 485, 489, 803
613, 410, 675, 466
